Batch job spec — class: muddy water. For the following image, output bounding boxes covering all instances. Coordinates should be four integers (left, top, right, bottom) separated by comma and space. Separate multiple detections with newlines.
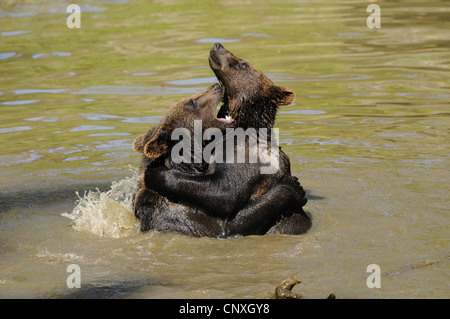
0, 0, 449, 298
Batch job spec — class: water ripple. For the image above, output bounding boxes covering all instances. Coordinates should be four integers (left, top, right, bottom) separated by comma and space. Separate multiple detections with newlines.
0, 126, 32, 134
80, 113, 162, 124
0, 52, 17, 60
267, 73, 372, 82
196, 38, 240, 43
1, 100, 41, 105
71, 86, 203, 95
69, 125, 116, 132
4, 89, 67, 95
279, 110, 326, 115
1, 30, 31, 36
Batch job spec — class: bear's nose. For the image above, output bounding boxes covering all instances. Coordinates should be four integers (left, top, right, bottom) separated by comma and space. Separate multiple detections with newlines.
213, 43, 224, 51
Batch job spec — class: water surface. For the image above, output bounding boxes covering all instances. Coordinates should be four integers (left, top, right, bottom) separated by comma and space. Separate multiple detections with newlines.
0, 0, 449, 298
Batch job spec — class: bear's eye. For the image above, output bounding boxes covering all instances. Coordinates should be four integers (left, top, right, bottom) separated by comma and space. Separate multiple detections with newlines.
189, 99, 197, 108
228, 57, 239, 68
238, 62, 249, 70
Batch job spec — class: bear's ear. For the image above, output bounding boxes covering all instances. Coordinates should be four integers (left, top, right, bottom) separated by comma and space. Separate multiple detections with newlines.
271, 86, 295, 106
133, 127, 157, 153
133, 133, 147, 153
144, 127, 169, 159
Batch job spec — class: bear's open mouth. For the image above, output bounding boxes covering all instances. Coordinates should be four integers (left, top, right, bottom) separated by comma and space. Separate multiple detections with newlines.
216, 115, 233, 124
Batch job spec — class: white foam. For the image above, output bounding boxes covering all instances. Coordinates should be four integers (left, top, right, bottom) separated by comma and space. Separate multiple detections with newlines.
63, 171, 140, 238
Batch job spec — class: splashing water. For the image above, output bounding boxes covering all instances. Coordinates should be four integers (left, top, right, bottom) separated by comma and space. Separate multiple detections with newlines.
62, 171, 140, 238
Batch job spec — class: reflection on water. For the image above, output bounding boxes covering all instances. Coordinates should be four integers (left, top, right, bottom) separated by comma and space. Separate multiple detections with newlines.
69, 125, 116, 132
71, 85, 204, 95
196, 38, 241, 44
132, 72, 158, 77
267, 73, 372, 82
0, 0, 449, 299
0, 52, 17, 60
4, 89, 68, 94
1, 30, 31, 36
0, 126, 33, 134
1, 99, 41, 105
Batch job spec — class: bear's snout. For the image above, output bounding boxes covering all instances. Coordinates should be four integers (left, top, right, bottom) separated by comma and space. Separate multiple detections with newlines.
212, 83, 223, 92
213, 42, 224, 51
209, 43, 226, 66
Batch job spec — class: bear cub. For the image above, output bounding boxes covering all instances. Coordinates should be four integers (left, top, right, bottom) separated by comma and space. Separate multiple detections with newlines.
145, 44, 311, 236
133, 84, 306, 237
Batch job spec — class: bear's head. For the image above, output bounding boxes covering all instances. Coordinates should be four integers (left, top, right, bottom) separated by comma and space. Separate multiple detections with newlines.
133, 83, 231, 159
209, 43, 295, 129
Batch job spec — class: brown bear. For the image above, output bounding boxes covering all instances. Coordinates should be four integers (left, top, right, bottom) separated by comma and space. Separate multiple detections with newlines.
133, 84, 306, 237
144, 44, 311, 236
